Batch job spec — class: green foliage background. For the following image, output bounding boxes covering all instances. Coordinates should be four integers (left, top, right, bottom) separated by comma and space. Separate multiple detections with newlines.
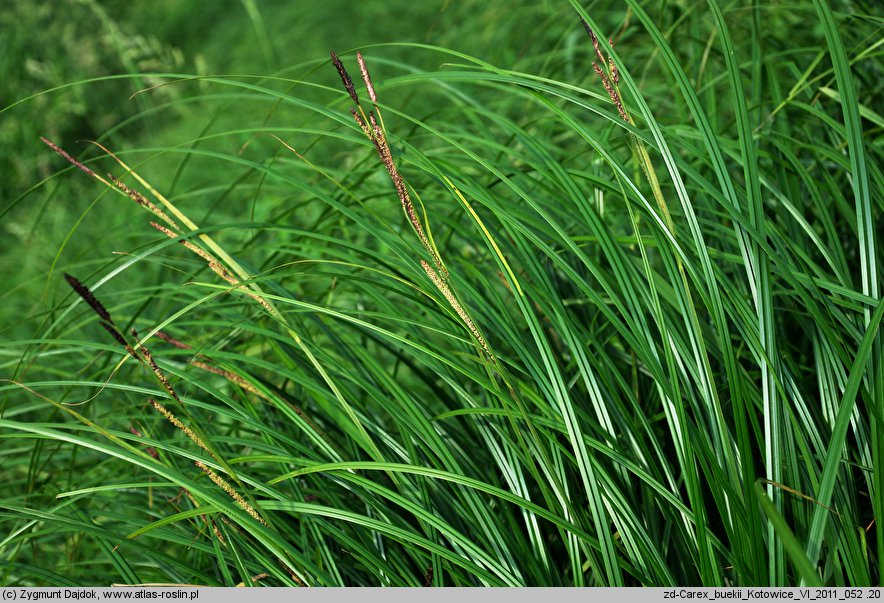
1, 0, 882, 587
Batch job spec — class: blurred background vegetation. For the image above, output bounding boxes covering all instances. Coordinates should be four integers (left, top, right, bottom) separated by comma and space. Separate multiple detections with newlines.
2, 0, 579, 338
4, 0, 879, 341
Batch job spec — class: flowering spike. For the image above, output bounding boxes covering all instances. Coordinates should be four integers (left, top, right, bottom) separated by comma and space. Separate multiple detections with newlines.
581, 18, 606, 64
41, 137, 97, 178
593, 62, 628, 122
330, 50, 359, 105
350, 107, 372, 138
64, 274, 112, 323
356, 51, 378, 104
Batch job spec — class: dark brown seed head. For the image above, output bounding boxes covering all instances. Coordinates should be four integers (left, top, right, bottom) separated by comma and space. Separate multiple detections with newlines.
580, 16, 592, 36
41, 137, 97, 178
64, 273, 112, 322
330, 50, 359, 105
580, 18, 606, 65
99, 320, 133, 352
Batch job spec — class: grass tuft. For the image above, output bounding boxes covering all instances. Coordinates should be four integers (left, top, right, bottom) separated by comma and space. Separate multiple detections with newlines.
1, 0, 881, 587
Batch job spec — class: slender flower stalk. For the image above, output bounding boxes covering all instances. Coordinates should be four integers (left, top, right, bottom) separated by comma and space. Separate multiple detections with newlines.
150, 222, 275, 314
329, 50, 448, 280
63, 276, 221, 465
581, 18, 673, 232
155, 330, 265, 398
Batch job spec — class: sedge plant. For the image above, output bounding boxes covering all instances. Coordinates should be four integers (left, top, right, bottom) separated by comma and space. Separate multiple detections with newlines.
0, 0, 881, 587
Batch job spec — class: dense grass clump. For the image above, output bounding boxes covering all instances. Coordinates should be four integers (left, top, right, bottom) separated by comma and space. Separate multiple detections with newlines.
1, 0, 882, 587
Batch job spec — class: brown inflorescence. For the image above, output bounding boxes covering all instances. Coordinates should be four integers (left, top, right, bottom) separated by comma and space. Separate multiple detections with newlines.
154, 330, 266, 399
109, 174, 181, 231
155, 330, 192, 350
593, 62, 628, 122
584, 18, 605, 65
41, 137, 98, 178
330, 50, 448, 280
64, 273, 141, 358
330, 50, 359, 105
150, 222, 276, 314
99, 322, 137, 357
582, 18, 628, 122
64, 273, 112, 323
608, 38, 620, 85
370, 118, 431, 252
350, 107, 372, 138
150, 222, 235, 283
356, 51, 377, 104
191, 360, 264, 397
